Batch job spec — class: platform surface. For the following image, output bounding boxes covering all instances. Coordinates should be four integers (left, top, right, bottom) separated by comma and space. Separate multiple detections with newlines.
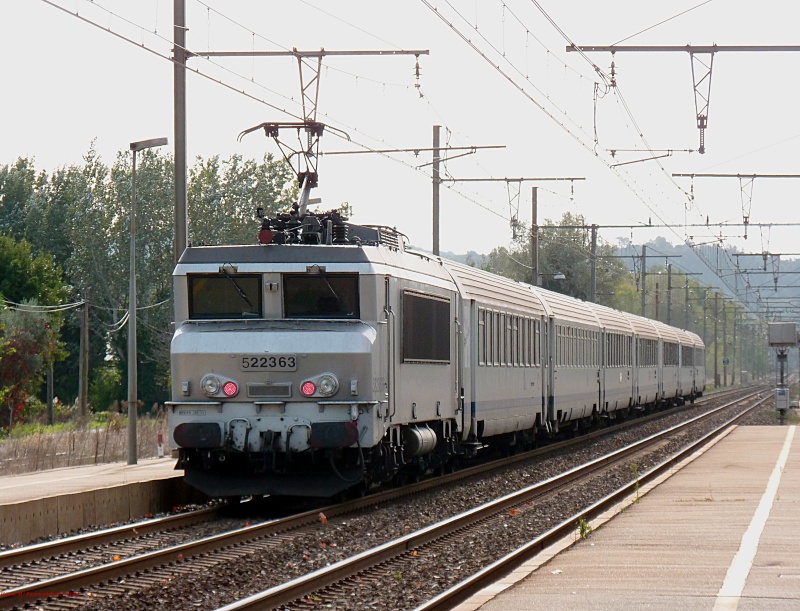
0, 457, 179, 505
459, 425, 800, 610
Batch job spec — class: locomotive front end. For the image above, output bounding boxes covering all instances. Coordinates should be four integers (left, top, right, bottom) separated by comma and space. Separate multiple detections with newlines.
168, 248, 384, 498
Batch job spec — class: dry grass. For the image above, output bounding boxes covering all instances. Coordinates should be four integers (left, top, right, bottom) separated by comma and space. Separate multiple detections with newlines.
0, 416, 170, 476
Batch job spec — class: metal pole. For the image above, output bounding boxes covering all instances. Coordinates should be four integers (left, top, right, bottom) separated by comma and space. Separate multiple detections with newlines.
174, 0, 188, 266
78, 289, 90, 418
128, 148, 138, 465
714, 293, 719, 387
702, 291, 708, 347
666, 263, 672, 326
640, 245, 647, 317
684, 278, 689, 330
590, 224, 597, 302
47, 364, 54, 426
722, 300, 728, 386
531, 187, 539, 285
127, 137, 168, 465
432, 125, 440, 256
655, 282, 660, 321
732, 309, 737, 385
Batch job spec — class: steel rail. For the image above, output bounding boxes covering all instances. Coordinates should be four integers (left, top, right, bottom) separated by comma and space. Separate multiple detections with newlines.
0, 506, 220, 567
214, 391, 766, 610
417, 394, 771, 610
0, 386, 761, 609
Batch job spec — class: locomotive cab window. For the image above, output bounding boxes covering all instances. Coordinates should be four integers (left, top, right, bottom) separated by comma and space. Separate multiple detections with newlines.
188, 273, 262, 319
403, 291, 450, 363
283, 273, 359, 319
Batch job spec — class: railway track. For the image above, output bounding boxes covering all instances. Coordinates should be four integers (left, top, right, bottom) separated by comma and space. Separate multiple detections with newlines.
217, 388, 769, 610
0, 386, 767, 610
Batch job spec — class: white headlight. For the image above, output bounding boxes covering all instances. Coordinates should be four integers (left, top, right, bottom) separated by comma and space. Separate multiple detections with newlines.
317, 374, 339, 397
201, 375, 221, 396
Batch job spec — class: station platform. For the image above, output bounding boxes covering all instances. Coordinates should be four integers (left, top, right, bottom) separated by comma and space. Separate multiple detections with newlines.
0, 458, 204, 545
458, 425, 800, 610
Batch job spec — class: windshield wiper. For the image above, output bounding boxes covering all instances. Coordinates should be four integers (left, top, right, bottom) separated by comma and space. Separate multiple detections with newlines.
221, 266, 254, 308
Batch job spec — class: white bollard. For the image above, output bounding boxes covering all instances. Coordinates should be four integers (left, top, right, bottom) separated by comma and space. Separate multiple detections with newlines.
157, 433, 164, 458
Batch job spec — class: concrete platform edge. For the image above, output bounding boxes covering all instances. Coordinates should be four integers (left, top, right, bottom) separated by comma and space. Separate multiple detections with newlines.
0, 476, 206, 545
453, 424, 739, 611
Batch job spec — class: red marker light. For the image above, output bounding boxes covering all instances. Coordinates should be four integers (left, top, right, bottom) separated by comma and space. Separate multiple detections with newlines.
301, 381, 317, 397
223, 381, 238, 397
258, 228, 273, 244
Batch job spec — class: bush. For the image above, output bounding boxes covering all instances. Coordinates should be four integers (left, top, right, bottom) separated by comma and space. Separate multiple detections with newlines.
90, 363, 123, 412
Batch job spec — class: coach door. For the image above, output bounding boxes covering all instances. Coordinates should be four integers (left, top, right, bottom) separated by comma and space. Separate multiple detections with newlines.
546, 316, 556, 430
383, 276, 396, 424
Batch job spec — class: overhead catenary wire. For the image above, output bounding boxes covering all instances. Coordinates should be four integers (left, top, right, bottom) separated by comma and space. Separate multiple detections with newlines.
39, 0, 522, 225
1, 298, 85, 313
32, 2, 792, 320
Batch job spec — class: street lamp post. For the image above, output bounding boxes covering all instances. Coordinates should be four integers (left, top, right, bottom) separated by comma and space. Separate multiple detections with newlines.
539, 272, 566, 281
128, 137, 168, 465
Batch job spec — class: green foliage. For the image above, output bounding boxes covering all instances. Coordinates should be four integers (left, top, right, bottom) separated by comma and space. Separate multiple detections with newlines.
482, 212, 631, 303
89, 363, 124, 412
0, 304, 62, 428
189, 153, 296, 246
578, 517, 593, 539
0, 235, 70, 306
0, 234, 70, 428
0, 147, 296, 423
0, 157, 39, 240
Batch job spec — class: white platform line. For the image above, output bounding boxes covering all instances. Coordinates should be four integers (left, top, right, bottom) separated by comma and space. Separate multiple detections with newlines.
713, 425, 796, 611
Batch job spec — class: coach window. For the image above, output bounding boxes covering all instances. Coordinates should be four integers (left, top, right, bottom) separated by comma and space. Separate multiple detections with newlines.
478, 309, 486, 365
284, 273, 359, 319
505, 314, 513, 366
402, 291, 450, 363
490, 311, 497, 365
526, 321, 531, 366
581, 329, 591, 367
505, 313, 511, 366
566, 327, 572, 367
189, 273, 262, 319
512, 316, 519, 366
579, 329, 585, 367
492, 312, 502, 367
489, 311, 496, 366
572, 327, 577, 367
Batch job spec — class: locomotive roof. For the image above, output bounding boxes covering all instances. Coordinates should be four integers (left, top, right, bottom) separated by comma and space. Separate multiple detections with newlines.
178, 244, 377, 265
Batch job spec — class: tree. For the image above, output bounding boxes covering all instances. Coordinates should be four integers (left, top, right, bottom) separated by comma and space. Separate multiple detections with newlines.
0, 158, 40, 241
482, 212, 632, 303
0, 234, 69, 307
22, 157, 96, 404
0, 305, 61, 428
0, 235, 69, 428
189, 153, 296, 246
1, 149, 297, 412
